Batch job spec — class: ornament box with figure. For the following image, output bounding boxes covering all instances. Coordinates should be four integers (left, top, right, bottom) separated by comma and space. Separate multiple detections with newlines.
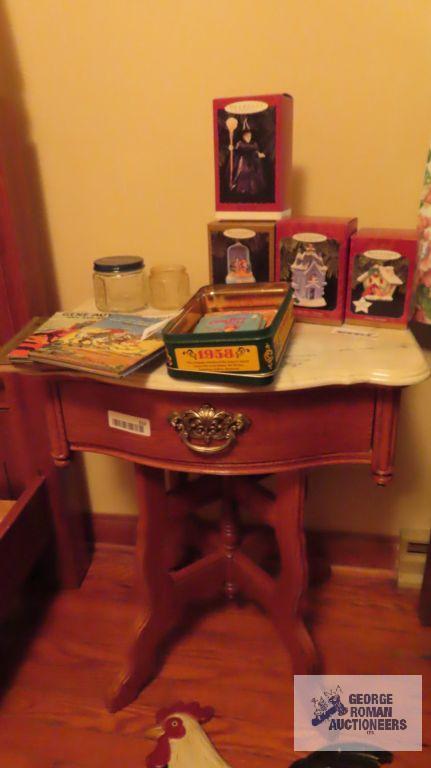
208, 221, 275, 285
275, 216, 357, 325
213, 94, 293, 220
345, 229, 417, 329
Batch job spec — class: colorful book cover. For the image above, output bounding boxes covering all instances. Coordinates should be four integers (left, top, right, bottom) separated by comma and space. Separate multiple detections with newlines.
193, 311, 266, 334
8, 312, 106, 362
29, 314, 165, 376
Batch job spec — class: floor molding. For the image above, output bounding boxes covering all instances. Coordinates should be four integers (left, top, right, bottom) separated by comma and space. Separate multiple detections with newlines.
92, 512, 138, 548
306, 529, 398, 571
92, 513, 398, 572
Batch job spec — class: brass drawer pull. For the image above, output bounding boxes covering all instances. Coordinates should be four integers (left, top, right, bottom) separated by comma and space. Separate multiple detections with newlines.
168, 404, 250, 455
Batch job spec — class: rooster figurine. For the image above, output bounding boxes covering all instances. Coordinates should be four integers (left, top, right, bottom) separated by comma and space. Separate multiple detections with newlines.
145, 701, 394, 768
145, 701, 231, 768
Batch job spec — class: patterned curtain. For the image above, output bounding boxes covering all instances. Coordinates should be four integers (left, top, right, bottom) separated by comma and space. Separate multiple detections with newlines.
414, 144, 431, 323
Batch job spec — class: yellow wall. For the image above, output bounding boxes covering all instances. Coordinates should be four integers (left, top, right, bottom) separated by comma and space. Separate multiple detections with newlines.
2, 0, 431, 533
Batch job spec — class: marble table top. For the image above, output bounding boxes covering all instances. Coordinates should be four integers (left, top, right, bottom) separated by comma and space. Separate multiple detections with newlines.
124, 322, 430, 394
2, 318, 429, 395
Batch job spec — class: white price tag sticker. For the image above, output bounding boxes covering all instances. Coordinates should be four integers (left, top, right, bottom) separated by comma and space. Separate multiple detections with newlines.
108, 410, 151, 436
332, 326, 378, 338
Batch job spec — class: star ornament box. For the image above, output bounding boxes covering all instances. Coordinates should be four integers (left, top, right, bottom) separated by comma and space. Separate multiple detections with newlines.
345, 229, 417, 329
213, 94, 293, 220
276, 216, 358, 325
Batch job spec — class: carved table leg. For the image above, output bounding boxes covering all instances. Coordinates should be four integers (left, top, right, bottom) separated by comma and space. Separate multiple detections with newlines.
107, 465, 179, 712
107, 465, 226, 711
43, 379, 91, 587
221, 477, 240, 600
230, 471, 319, 674
269, 471, 319, 674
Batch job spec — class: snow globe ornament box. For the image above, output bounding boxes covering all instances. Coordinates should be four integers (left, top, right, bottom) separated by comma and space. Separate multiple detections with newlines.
208, 221, 275, 285
213, 94, 293, 220
275, 216, 358, 324
345, 229, 417, 329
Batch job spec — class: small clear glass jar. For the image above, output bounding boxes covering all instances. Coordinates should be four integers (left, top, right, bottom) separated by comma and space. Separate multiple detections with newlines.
93, 255, 147, 312
149, 264, 190, 310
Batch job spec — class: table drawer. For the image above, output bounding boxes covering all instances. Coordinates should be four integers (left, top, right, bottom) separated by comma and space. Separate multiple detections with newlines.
59, 380, 376, 473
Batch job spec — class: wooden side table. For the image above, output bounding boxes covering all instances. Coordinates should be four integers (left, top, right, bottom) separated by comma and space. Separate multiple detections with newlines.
7, 323, 429, 711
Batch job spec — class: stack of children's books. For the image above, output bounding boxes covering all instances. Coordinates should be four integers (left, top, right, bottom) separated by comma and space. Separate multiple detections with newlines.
8, 311, 172, 377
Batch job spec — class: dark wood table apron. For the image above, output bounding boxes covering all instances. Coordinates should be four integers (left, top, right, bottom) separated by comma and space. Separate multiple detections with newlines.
45, 376, 400, 711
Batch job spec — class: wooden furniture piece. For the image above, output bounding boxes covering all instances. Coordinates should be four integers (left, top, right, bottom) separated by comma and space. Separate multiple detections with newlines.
419, 532, 431, 625
5, 322, 428, 710
0, 150, 89, 614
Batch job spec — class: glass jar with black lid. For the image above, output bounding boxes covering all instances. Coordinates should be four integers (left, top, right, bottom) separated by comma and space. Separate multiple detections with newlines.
93, 255, 147, 312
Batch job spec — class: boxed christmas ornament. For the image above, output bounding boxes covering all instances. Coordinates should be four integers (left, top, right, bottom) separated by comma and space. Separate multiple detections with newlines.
275, 216, 358, 325
345, 229, 417, 329
213, 94, 293, 220
208, 221, 275, 285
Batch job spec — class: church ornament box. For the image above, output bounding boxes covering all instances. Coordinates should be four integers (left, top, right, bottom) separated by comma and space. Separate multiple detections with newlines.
275, 216, 358, 325
208, 221, 275, 285
213, 94, 293, 221
162, 282, 294, 384
345, 229, 417, 329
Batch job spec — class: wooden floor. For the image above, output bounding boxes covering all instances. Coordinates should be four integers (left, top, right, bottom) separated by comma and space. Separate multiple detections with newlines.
0, 545, 430, 767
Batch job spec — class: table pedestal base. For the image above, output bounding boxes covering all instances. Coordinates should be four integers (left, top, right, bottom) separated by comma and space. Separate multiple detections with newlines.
107, 466, 319, 712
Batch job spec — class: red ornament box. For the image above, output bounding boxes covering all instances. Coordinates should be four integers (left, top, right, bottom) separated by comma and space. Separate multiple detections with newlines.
213, 94, 293, 221
275, 216, 357, 325
345, 229, 417, 329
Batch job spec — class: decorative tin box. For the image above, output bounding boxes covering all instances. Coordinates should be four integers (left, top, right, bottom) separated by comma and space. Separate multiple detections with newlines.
213, 94, 293, 221
208, 221, 275, 285
162, 283, 294, 384
345, 228, 417, 329
276, 216, 358, 325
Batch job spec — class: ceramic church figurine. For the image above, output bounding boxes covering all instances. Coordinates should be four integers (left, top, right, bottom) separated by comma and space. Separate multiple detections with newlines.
213, 94, 293, 220
290, 237, 328, 306
208, 221, 275, 284
276, 216, 357, 324
345, 229, 417, 329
